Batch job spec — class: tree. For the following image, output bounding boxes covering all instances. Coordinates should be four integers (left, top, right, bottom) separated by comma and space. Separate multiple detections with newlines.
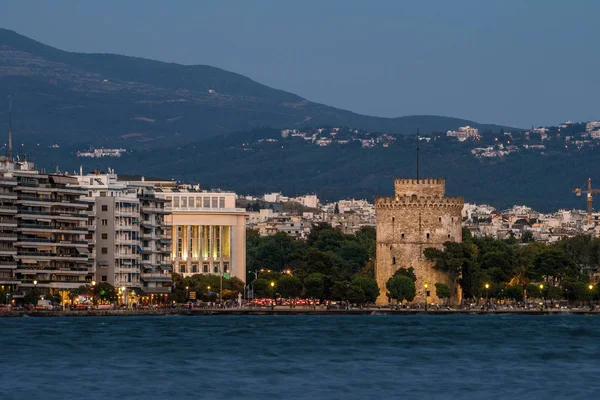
386, 275, 416, 304
505, 285, 524, 302
277, 275, 302, 299
351, 277, 380, 303
93, 282, 117, 303
330, 281, 349, 301
303, 273, 324, 299
434, 283, 451, 305
346, 285, 366, 305
393, 267, 417, 282
23, 288, 40, 305
526, 284, 541, 299
521, 231, 534, 243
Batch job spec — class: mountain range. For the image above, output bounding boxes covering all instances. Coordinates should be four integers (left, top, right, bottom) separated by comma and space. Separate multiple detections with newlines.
0, 28, 512, 148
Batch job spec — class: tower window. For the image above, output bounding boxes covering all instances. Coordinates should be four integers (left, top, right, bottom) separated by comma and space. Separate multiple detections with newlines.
392, 257, 396, 265
448, 234, 451, 239
426, 233, 430, 239
392, 217, 395, 223
401, 233, 405, 239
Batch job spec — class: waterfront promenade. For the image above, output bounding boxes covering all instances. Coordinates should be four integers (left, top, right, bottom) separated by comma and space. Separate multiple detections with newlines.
1, 307, 599, 317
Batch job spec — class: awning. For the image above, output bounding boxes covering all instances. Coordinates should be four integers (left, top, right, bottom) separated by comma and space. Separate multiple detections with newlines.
130, 287, 146, 296
49, 175, 79, 185
76, 247, 90, 254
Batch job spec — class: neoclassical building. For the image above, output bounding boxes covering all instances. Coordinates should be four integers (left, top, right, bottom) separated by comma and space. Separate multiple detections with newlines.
375, 178, 464, 305
156, 186, 247, 283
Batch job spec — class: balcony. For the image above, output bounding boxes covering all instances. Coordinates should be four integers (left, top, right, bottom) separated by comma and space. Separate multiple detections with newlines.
0, 193, 17, 200
17, 224, 88, 234
116, 267, 140, 274
0, 261, 17, 269
17, 209, 88, 220
116, 224, 138, 231
0, 206, 17, 214
0, 233, 17, 241
0, 249, 17, 256
115, 239, 138, 246
115, 210, 139, 218
141, 205, 169, 214
14, 251, 88, 262
115, 253, 141, 260
141, 272, 172, 282
0, 177, 17, 186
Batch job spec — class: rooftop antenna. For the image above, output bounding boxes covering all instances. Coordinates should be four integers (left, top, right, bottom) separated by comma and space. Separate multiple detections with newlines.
416, 128, 420, 182
8, 94, 13, 161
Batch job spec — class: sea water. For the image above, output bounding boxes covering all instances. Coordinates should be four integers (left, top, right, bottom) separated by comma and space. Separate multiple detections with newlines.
1, 315, 599, 399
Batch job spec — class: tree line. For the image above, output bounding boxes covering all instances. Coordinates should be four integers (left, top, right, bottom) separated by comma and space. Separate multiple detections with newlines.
425, 228, 600, 304
246, 223, 380, 304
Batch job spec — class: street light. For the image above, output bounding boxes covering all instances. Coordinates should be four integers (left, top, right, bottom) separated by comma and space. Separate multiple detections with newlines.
485, 283, 490, 311
539, 284, 544, 310
185, 286, 189, 302
424, 283, 429, 312
270, 281, 275, 310
91, 280, 96, 287
589, 284, 594, 309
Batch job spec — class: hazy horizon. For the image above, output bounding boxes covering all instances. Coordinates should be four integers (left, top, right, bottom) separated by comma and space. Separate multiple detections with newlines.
2, 0, 599, 128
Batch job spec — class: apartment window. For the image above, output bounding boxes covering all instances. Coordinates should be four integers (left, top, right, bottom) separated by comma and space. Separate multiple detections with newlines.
224, 264, 229, 274
101, 233, 108, 240
196, 198, 203, 208
192, 264, 198, 273
189, 197, 194, 208
203, 197, 210, 208
219, 197, 225, 208
203, 264, 209, 273
181, 197, 187, 208
173, 197, 180, 207
101, 219, 108, 226
143, 241, 148, 247
212, 197, 218, 208
101, 247, 108, 254
102, 205, 108, 212
101, 275, 107, 282
213, 265, 219, 273
180, 265, 186, 273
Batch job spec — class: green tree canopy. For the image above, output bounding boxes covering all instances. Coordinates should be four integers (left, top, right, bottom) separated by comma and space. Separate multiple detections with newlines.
386, 275, 416, 303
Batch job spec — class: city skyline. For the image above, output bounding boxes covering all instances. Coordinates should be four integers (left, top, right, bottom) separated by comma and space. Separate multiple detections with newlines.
1, 1, 599, 128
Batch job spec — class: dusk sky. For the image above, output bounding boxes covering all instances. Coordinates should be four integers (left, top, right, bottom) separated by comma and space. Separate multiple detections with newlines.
1, 0, 599, 128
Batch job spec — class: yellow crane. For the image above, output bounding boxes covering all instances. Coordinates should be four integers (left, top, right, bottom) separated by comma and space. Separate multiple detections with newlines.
573, 178, 600, 218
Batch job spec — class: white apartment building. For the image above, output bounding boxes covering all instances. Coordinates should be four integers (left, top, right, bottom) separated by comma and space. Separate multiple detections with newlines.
76, 171, 172, 296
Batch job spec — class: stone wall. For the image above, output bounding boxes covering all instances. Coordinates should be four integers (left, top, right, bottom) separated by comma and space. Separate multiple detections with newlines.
375, 178, 464, 305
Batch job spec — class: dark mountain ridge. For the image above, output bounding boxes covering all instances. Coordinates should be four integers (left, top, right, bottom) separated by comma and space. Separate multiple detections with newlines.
0, 28, 513, 147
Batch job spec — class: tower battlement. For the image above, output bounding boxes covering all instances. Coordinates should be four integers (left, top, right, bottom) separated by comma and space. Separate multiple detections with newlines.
375, 196, 464, 209
394, 178, 445, 197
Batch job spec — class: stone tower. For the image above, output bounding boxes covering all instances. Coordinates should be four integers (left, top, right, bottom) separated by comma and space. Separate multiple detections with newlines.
375, 178, 464, 305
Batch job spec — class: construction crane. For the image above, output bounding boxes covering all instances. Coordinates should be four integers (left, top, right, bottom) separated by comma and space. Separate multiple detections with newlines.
573, 178, 600, 218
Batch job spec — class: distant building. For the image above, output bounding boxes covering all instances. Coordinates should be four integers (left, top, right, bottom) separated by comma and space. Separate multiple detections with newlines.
446, 126, 480, 141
